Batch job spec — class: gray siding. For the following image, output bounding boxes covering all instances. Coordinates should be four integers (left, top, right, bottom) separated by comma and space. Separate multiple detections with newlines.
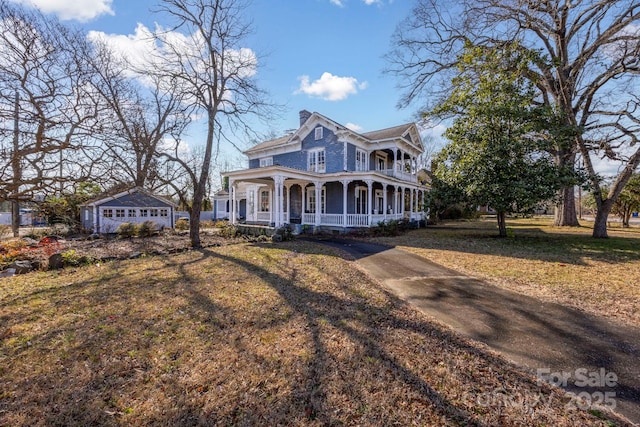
80, 206, 94, 231
324, 182, 343, 213
346, 143, 357, 172
249, 125, 348, 173
273, 151, 306, 170
301, 126, 343, 173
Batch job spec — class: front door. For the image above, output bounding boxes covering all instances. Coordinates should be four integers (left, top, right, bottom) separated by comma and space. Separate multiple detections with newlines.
246, 190, 255, 222
355, 186, 367, 214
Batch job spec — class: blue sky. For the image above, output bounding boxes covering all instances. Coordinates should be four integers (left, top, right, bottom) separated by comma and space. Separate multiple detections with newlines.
11, 0, 436, 158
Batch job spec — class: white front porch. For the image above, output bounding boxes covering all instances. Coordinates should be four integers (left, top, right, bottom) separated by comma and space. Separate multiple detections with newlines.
227, 172, 427, 229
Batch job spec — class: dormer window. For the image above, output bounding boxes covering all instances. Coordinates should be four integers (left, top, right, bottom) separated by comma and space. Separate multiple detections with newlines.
314, 126, 323, 140
308, 148, 326, 173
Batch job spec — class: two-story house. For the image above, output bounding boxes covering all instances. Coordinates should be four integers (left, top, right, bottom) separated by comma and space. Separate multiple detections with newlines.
221, 110, 427, 231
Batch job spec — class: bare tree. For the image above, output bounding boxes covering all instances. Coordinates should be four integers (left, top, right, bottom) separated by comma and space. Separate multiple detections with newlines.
0, 1, 102, 236
150, 0, 273, 247
88, 41, 192, 191
387, 0, 640, 237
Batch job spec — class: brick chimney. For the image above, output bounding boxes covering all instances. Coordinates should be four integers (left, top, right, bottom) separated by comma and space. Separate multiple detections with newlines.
299, 110, 312, 126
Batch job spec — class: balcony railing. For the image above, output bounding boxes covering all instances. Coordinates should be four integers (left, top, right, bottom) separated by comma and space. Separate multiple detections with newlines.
377, 168, 417, 183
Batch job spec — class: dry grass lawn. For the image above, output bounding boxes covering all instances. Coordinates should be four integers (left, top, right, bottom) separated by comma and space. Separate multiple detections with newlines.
368, 217, 640, 327
0, 239, 627, 426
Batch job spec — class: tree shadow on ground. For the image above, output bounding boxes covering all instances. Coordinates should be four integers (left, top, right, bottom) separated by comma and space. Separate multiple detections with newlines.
0, 243, 630, 426
365, 223, 640, 266
309, 236, 640, 424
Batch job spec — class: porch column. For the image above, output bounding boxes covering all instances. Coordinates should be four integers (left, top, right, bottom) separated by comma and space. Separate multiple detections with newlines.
366, 179, 373, 226
410, 187, 415, 220
393, 186, 398, 218
391, 148, 396, 177
341, 179, 350, 227
274, 175, 284, 227
285, 184, 292, 223
382, 183, 388, 221
314, 181, 322, 226
302, 184, 307, 224
229, 179, 236, 225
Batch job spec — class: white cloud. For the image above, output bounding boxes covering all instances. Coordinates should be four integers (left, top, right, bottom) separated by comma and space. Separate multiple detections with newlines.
88, 23, 257, 83
88, 23, 157, 71
345, 122, 363, 132
330, 0, 345, 6
9, 0, 114, 22
295, 72, 368, 101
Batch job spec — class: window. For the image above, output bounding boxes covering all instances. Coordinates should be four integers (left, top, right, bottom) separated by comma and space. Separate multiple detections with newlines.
160, 209, 168, 217
314, 126, 323, 140
84, 210, 89, 221
356, 149, 367, 171
140, 209, 148, 217
150, 209, 158, 217
115, 209, 125, 218
259, 157, 273, 167
128, 209, 137, 218
377, 154, 386, 171
306, 186, 326, 213
308, 149, 326, 173
103, 209, 113, 218
260, 190, 270, 212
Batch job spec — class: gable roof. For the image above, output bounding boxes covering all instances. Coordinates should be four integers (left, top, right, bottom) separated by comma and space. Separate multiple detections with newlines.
244, 111, 422, 157
81, 186, 177, 208
361, 123, 414, 141
245, 135, 291, 154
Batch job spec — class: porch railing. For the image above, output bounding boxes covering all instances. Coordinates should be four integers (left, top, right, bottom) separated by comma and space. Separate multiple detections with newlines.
346, 214, 369, 227
256, 212, 271, 222
320, 213, 344, 225
299, 212, 412, 227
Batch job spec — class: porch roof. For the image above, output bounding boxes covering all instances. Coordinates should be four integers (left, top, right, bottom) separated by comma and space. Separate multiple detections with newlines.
223, 165, 426, 189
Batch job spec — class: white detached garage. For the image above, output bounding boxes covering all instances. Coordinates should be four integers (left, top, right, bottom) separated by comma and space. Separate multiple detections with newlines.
80, 187, 176, 234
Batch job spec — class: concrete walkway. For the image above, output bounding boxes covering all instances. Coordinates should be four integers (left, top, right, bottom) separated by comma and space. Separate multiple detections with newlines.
317, 238, 640, 425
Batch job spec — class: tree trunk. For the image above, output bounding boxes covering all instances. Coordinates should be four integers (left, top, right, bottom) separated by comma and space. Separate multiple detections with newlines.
11, 200, 19, 237
554, 186, 580, 226
497, 211, 507, 237
592, 199, 615, 238
11, 91, 20, 238
189, 185, 204, 248
623, 209, 631, 228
